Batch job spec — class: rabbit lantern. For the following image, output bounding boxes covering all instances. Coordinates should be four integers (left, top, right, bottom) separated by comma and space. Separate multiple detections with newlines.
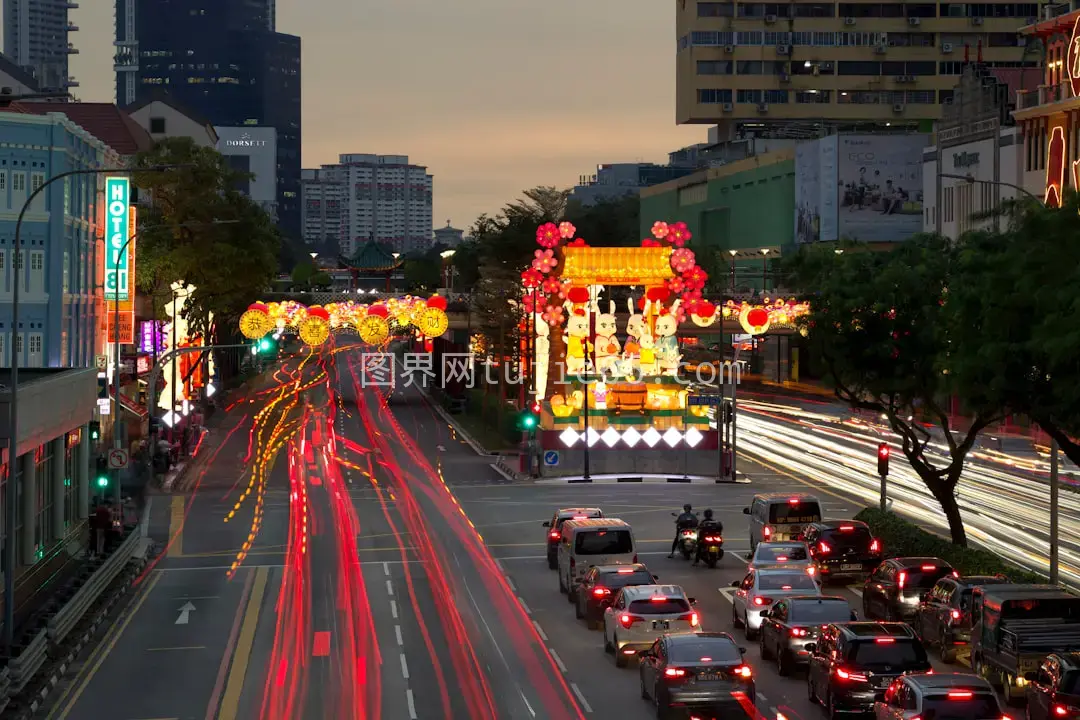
654, 299, 682, 376
564, 304, 592, 376
593, 300, 621, 376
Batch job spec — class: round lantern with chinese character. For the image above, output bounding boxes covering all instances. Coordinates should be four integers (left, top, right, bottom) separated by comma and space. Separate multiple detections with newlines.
418, 295, 449, 338
239, 303, 273, 339
739, 305, 772, 335
690, 301, 718, 328
358, 304, 390, 345
299, 306, 331, 347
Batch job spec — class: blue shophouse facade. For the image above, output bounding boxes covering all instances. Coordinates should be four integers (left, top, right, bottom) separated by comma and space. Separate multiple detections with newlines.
0, 111, 117, 370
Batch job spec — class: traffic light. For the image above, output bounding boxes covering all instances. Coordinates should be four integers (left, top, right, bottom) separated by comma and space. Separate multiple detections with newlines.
257, 336, 276, 353
89, 421, 100, 441
877, 442, 890, 477
518, 402, 540, 431
94, 456, 109, 489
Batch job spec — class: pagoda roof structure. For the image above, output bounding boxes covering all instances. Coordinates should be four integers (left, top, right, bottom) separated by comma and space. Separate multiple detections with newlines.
339, 239, 403, 272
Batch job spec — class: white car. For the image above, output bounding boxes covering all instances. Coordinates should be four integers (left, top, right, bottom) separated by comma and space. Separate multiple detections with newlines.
603, 585, 699, 668
730, 567, 821, 639
749, 541, 816, 577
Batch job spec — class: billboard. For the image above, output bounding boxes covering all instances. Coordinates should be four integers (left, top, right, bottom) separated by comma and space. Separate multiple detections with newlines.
104, 177, 132, 301
795, 134, 926, 243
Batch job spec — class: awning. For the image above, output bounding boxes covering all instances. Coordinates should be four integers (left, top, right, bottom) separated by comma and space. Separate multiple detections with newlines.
119, 393, 148, 418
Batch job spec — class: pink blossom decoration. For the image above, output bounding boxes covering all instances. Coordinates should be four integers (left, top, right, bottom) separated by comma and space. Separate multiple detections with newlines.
532, 248, 558, 274
536, 222, 560, 248
558, 221, 576, 239
681, 288, 703, 303
543, 305, 565, 327
641, 237, 661, 247
674, 306, 687, 324
568, 238, 588, 247
522, 293, 539, 314
542, 277, 562, 295
521, 268, 543, 288
651, 221, 670, 239
671, 248, 696, 273
682, 266, 708, 290
666, 277, 685, 294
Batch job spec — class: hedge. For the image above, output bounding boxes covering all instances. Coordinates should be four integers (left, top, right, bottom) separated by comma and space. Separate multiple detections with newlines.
854, 507, 1047, 584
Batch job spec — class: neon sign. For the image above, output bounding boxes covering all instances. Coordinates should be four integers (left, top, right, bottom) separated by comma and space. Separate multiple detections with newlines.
1069, 16, 1080, 98
104, 177, 131, 301
1045, 125, 1066, 208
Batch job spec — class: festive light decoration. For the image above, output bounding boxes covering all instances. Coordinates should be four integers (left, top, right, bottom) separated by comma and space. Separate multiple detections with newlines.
562, 246, 674, 286
239, 303, 273, 339
739, 304, 772, 335
299, 306, 330, 346
358, 304, 390, 345
419, 307, 449, 337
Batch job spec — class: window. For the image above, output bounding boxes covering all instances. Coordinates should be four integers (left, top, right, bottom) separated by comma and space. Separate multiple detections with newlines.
149, 116, 167, 133
31, 172, 44, 194
0, 334, 7, 367
790, 600, 853, 623
628, 597, 690, 614
35, 444, 54, 552
29, 250, 43, 295
769, 501, 822, 524
758, 572, 818, 590
12, 172, 25, 192
28, 333, 42, 367
63, 440, 77, 530
575, 529, 633, 554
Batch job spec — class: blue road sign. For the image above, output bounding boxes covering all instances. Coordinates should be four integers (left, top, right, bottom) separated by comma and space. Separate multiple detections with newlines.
543, 450, 560, 467
688, 395, 723, 406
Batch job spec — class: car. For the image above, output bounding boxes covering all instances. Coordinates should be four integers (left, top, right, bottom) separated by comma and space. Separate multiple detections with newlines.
808, 622, 932, 718
730, 567, 822, 640
744, 493, 823, 551
876, 673, 1004, 720
576, 563, 657, 629
758, 595, 857, 676
543, 507, 602, 569
749, 541, 815, 575
801, 520, 884, 583
1027, 652, 1080, 720
558, 518, 637, 602
862, 557, 957, 621
603, 585, 700, 668
914, 574, 1011, 663
638, 632, 754, 720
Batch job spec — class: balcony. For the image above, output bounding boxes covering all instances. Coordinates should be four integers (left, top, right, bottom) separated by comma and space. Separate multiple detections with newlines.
1016, 80, 1076, 112
67, 23, 78, 32
66, 43, 78, 54
64, 77, 79, 88
66, 0, 78, 7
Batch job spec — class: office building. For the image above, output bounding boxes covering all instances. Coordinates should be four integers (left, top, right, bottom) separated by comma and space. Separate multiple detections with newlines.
113, 0, 301, 240
300, 166, 346, 252
3, 0, 77, 94
320, 154, 433, 257
676, 0, 1038, 136
570, 162, 698, 205
216, 126, 278, 218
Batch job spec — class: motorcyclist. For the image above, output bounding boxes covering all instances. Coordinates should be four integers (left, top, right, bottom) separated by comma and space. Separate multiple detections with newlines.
693, 509, 724, 565
669, 504, 699, 558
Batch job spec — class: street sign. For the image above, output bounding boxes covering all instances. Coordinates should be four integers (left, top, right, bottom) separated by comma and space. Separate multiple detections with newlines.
107, 448, 129, 469
543, 450, 560, 467
95, 355, 108, 371
96, 398, 111, 413
688, 394, 723, 406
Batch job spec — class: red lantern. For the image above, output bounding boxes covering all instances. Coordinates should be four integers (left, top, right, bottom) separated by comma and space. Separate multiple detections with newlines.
367, 304, 389, 318
646, 287, 671, 303
746, 308, 769, 328
427, 295, 448, 310
567, 286, 590, 304
306, 306, 330, 321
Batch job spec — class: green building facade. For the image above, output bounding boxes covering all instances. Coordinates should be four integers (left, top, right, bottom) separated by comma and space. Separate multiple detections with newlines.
639, 149, 796, 293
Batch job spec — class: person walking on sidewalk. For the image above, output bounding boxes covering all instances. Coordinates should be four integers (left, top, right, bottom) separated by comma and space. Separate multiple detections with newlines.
90, 500, 112, 558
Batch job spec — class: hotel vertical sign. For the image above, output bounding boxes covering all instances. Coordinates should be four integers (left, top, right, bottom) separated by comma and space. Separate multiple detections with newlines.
105, 177, 132, 302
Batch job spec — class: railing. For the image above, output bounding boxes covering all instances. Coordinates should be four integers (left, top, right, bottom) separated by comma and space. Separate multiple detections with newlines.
1017, 81, 1077, 110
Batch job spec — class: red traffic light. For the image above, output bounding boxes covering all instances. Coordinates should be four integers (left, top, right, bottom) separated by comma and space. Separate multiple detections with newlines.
878, 443, 890, 458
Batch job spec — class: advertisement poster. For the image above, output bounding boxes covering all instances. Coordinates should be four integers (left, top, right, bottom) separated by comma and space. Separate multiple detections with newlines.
794, 136, 838, 243
836, 135, 926, 242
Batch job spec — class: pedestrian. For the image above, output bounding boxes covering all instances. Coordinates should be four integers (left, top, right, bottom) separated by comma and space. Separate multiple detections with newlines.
92, 500, 112, 556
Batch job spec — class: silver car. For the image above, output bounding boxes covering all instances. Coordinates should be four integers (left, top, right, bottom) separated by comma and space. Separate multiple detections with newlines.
875, 673, 1002, 720
749, 541, 816, 577
730, 567, 821, 639
603, 585, 700, 668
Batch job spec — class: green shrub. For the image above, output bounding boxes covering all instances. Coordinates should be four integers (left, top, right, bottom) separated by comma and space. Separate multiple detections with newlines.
854, 507, 1046, 584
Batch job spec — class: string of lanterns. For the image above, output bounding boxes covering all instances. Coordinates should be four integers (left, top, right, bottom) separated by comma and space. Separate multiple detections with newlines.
238, 295, 450, 346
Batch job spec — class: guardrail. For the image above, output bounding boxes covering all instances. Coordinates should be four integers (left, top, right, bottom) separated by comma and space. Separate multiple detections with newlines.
46, 529, 139, 646
7, 628, 47, 694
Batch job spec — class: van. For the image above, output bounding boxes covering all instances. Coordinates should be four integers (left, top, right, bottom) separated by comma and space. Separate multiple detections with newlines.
744, 493, 822, 551
558, 518, 636, 602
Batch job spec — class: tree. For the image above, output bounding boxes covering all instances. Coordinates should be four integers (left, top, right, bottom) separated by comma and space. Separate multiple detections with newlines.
310, 271, 332, 290
402, 245, 446, 292
563, 194, 639, 247
786, 235, 1002, 545
133, 137, 280, 352
291, 261, 314, 289
949, 195, 1080, 466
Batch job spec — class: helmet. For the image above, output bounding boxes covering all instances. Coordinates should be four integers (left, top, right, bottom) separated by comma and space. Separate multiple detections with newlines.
683, 504, 692, 513
703, 508, 714, 520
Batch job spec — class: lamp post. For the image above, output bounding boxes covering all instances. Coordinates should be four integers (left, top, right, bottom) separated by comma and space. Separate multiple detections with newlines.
3, 163, 183, 652
440, 249, 456, 292
760, 248, 771, 293
728, 250, 737, 292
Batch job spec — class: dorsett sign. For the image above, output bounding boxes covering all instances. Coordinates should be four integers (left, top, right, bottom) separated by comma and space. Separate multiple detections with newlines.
953, 151, 980, 169
225, 133, 268, 148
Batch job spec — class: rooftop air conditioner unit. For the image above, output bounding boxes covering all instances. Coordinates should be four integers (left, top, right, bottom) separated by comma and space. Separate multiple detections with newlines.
765, 13, 778, 23
844, 16, 856, 24
757, 103, 769, 112
942, 42, 954, 52
971, 16, 984, 24
893, 103, 905, 113
908, 16, 921, 25
724, 44, 735, 53
722, 102, 734, 112
776, 44, 791, 54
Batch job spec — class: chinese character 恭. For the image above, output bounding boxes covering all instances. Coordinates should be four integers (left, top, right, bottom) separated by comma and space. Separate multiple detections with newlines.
401, 353, 434, 388
441, 353, 475, 388
359, 353, 395, 388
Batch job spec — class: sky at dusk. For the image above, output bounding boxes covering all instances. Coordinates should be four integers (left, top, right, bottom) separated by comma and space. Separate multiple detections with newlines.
60, 0, 704, 234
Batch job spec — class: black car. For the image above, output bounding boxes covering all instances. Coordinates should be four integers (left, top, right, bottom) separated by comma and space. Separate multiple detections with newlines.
801, 520, 883, 583
576, 564, 656, 629
758, 595, 857, 675
1027, 652, 1080, 720
638, 632, 755, 720
542, 507, 602, 569
914, 574, 1011, 663
862, 557, 957, 621
807, 622, 931, 719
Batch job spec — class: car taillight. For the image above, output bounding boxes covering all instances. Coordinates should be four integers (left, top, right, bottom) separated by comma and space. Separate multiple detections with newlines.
763, 526, 772, 538
777, 556, 788, 562
549, 531, 559, 540
807, 566, 816, 576
664, 667, 687, 678
898, 571, 906, 590
947, 692, 973, 699
1052, 705, 1080, 717
791, 628, 809, 637
632, 554, 638, 563
679, 612, 699, 627
950, 609, 961, 620
875, 637, 895, 644
753, 596, 773, 606
733, 664, 752, 678
921, 565, 937, 571
870, 538, 881, 553
952, 570, 960, 578
819, 541, 831, 554
839, 525, 854, 531
593, 587, 610, 597
619, 614, 640, 629
835, 667, 868, 682
704, 536, 722, 542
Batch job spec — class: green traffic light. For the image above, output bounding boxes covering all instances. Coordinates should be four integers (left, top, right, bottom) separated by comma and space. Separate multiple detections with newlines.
258, 338, 271, 351
96, 475, 109, 488
91, 431, 99, 440
521, 414, 537, 430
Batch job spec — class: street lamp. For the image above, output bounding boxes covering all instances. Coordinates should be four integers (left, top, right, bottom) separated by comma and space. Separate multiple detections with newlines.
760, 248, 771, 292
728, 250, 737, 292
3, 163, 185, 652
440, 249, 456, 292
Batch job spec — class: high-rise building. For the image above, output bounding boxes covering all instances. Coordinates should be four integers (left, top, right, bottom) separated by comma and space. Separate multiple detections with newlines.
301, 166, 346, 252
3, 0, 78, 93
113, 0, 301, 240
676, 0, 1039, 136
313, 154, 433, 257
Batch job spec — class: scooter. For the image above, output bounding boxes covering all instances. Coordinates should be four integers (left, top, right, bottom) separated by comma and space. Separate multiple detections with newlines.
672, 513, 698, 560
696, 533, 724, 568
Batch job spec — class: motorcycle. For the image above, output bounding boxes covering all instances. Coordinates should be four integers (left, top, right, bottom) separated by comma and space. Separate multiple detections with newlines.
672, 514, 699, 559
697, 532, 724, 568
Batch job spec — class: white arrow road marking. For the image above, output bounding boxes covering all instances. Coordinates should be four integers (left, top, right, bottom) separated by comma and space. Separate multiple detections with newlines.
436, 445, 446, 452
718, 587, 736, 604
175, 601, 196, 625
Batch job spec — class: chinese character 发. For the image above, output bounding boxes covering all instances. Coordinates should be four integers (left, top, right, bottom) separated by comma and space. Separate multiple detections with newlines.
359, 353, 395, 388
441, 353, 475, 388
401, 353, 434, 388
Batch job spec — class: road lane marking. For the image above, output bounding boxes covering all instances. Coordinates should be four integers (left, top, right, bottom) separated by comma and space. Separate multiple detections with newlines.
313, 631, 331, 657
48, 571, 163, 719
517, 597, 532, 615
218, 566, 270, 720
549, 648, 567, 673
519, 688, 537, 717
719, 587, 736, 604
168, 495, 185, 558
383, 561, 390, 575
390, 600, 398, 619
506, 576, 516, 592
531, 620, 548, 641
147, 646, 205, 652
849, 587, 863, 597
205, 568, 256, 720
386, 579, 394, 596
570, 683, 593, 713
406, 689, 418, 719
399, 653, 410, 679
394, 625, 403, 646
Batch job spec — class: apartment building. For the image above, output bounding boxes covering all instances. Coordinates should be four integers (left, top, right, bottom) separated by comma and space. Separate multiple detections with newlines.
677, 0, 1039, 133
329, 154, 433, 257
300, 166, 346, 251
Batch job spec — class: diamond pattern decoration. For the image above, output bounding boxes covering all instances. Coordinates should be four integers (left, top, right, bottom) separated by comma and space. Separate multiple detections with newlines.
559, 428, 581, 447
663, 427, 682, 448
601, 427, 621, 448
621, 427, 642, 448
684, 427, 704, 448
642, 427, 661, 448
585, 428, 601, 447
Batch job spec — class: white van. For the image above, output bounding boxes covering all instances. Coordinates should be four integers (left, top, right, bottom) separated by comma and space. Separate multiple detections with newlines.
558, 518, 637, 602
744, 493, 822, 552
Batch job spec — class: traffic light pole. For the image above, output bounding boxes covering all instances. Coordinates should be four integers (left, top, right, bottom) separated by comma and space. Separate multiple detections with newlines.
144, 344, 249, 431
877, 442, 890, 511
